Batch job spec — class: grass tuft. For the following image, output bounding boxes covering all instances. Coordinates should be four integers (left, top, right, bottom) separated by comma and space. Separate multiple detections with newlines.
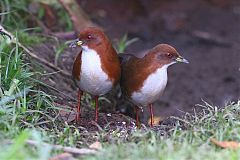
85, 101, 240, 160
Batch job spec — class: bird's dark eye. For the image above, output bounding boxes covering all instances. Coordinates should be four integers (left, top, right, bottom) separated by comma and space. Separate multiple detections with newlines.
167, 53, 173, 58
87, 35, 92, 40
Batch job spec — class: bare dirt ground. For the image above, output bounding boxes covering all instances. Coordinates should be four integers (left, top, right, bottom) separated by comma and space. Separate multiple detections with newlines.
33, 0, 240, 127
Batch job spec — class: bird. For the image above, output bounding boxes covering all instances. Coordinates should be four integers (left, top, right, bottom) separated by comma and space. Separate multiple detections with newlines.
71, 27, 121, 123
120, 44, 188, 127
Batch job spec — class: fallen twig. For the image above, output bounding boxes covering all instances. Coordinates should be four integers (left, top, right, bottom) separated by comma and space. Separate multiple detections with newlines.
26, 140, 97, 155
0, 28, 12, 39
6, 139, 97, 156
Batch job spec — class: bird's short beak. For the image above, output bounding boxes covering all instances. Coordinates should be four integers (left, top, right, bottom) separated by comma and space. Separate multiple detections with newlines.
175, 56, 189, 64
76, 40, 83, 46
69, 38, 84, 48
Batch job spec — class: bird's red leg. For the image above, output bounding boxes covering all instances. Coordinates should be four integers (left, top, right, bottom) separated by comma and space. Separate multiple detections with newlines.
134, 106, 140, 128
76, 89, 82, 123
95, 96, 99, 122
148, 103, 153, 127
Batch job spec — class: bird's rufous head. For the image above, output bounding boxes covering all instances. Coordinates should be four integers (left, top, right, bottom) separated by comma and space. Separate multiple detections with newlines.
147, 44, 189, 66
73, 27, 109, 50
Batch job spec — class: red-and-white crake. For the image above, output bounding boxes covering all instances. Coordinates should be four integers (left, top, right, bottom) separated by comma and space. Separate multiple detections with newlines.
120, 44, 188, 127
72, 27, 121, 123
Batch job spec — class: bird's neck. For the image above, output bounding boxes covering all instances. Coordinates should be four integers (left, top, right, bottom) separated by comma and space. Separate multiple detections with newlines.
161, 62, 176, 70
82, 45, 94, 52
81, 43, 109, 56
146, 62, 176, 83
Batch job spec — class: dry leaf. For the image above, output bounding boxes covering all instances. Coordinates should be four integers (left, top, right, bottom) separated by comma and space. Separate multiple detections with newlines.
148, 116, 164, 126
49, 152, 73, 160
210, 138, 240, 149
89, 141, 102, 150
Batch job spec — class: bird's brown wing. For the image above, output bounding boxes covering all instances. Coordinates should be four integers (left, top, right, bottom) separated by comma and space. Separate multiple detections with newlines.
120, 55, 158, 98
72, 50, 82, 81
120, 57, 145, 97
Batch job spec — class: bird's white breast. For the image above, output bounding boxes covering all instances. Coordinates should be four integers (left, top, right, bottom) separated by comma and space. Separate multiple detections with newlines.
77, 46, 113, 96
131, 63, 174, 106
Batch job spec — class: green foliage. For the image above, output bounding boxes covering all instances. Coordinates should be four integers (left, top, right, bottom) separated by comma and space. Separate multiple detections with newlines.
54, 39, 67, 65
17, 31, 46, 46
116, 34, 138, 53
0, 34, 61, 159
1, 101, 240, 159
56, 8, 73, 32
0, 130, 54, 160
0, 131, 30, 160
0, 38, 54, 134
1, 0, 33, 30
85, 101, 240, 160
